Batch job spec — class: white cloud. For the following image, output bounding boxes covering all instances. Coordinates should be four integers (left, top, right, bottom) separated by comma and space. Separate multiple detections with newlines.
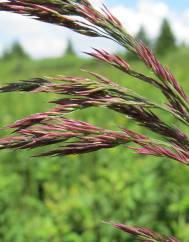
0, 9, 118, 58
0, 0, 188, 58
89, 0, 105, 8
183, 9, 189, 23
0, 12, 68, 58
111, 0, 189, 44
21, 37, 67, 59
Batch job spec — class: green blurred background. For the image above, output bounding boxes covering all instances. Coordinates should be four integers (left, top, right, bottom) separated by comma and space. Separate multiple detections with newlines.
0, 18, 189, 242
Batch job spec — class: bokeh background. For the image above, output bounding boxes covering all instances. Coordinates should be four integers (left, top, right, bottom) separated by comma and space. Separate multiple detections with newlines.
0, 0, 189, 241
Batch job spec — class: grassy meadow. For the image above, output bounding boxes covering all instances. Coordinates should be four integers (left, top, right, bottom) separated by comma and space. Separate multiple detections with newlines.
0, 49, 189, 241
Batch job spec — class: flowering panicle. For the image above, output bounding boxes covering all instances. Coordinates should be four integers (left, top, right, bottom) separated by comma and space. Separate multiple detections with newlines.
0, 1, 98, 36
0, 112, 187, 164
88, 49, 189, 123
123, 129, 189, 165
136, 44, 189, 119
0, 116, 129, 156
112, 223, 180, 242
1, 75, 188, 152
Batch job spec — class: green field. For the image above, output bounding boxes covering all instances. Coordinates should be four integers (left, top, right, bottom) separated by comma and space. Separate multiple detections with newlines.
0, 49, 189, 241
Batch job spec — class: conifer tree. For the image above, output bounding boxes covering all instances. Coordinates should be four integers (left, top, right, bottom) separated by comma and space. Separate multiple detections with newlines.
64, 39, 75, 56
136, 26, 151, 47
3, 41, 29, 59
126, 26, 151, 60
155, 18, 177, 56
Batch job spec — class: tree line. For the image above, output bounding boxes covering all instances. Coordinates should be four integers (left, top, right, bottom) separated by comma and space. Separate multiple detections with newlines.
126, 18, 179, 60
0, 18, 184, 60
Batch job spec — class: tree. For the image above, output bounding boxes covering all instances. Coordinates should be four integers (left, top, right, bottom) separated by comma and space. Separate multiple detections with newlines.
64, 39, 75, 56
126, 26, 151, 60
155, 18, 177, 56
136, 26, 151, 47
3, 41, 29, 60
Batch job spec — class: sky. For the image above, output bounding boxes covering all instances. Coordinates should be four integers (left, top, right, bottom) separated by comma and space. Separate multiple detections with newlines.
109, 0, 188, 11
0, 0, 189, 58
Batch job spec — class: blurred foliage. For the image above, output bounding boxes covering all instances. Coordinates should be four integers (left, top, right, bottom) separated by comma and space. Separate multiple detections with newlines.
0, 48, 189, 241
